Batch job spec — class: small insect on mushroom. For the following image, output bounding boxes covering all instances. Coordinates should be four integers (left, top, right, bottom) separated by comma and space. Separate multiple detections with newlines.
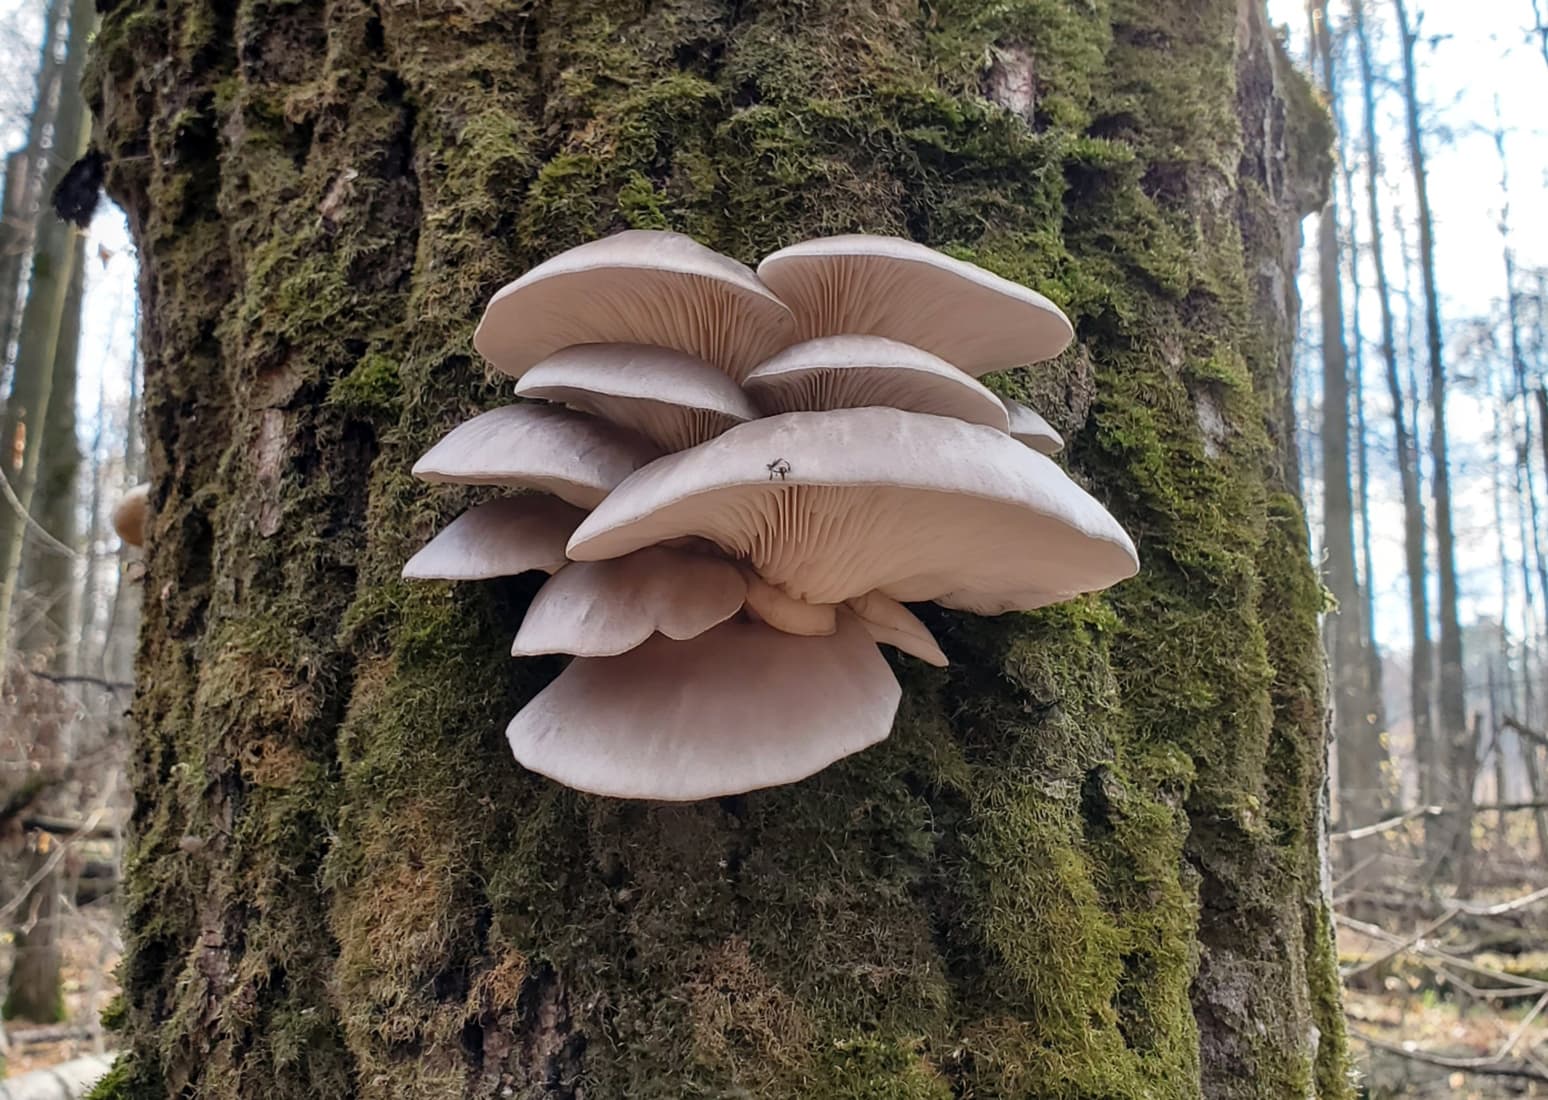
766, 458, 791, 481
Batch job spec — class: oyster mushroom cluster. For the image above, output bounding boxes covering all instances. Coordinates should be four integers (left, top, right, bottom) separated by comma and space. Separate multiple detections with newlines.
405, 231, 1137, 801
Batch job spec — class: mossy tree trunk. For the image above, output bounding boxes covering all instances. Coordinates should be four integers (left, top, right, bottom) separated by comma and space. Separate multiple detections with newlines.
89, 1, 1347, 1097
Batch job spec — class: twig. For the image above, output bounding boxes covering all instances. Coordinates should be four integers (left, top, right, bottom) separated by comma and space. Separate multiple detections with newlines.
1338, 913, 1548, 992
1504, 716, 1548, 749
20, 813, 121, 840
1350, 1025, 1548, 1081
30, 671, 132, 692
1333, 805, 1440, 841
0, 465, 80, 559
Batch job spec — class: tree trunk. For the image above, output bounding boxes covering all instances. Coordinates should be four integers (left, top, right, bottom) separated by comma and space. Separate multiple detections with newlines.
0, 0, 94, 659
0, 0, 67, 379
1393, 0, 1466, 868
18, 233, 85, 666
88, 1, 1349, 1097
3, 834, 65, 1023
1353, 0, 1433, 815
1314, 0, 1384, 831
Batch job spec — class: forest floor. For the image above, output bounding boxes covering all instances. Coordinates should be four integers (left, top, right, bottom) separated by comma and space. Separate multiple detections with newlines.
1, 905, 119, 1078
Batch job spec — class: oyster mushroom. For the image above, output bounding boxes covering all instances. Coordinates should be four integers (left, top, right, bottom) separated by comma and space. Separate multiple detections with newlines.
402, 496, 586, 580
744, 335, 1010, 430
412, 404, 660, 510
515, 344, 759, 452
566, 406, 1138, 612
511, 546, 747, 657
475, 230, 795, 382
506, 611, 900, 800
757, 235, 1073, 376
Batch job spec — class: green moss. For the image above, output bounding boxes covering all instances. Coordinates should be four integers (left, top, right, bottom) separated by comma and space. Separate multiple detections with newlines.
327, 354, 403, 420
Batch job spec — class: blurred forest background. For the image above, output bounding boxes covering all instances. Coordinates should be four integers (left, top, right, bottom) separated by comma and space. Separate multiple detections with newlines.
0, 0, 1546, 1096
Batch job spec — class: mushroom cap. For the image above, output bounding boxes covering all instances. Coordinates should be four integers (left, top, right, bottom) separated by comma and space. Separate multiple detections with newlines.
512, 546, 747, 657
411, 404, 660, 510
846, 591, 948, 667
112, 483, 150, 549
403, 496, 585, 580
514, 344, 760, 452
506, 610, 901, 800
740, 567, 837, 636
744, 335, 1010, 431
1002, 398, 1065, 455
756, 235, 1073, 377
567, 407, 1138, 610
474, 230, 796, 382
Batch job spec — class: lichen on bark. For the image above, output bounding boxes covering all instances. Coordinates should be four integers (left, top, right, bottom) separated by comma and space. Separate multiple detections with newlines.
86, 0, 1346, 1096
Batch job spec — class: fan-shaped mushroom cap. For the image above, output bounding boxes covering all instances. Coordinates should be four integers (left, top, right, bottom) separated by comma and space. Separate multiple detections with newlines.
740, 568, 837, 636
112, 483, 150, 549
512, 546, 746, 657
403, 496, 585, 580
506, 611, 901, 800
845, 591, 947, 668
744, 335, 1010, 430
1003, 398, 1064, 455
412, 404, 660, 510
567, 407, 1137, 611
474, 230, 796, 382
756, 236, 1073, 377
514, 344, 760, 452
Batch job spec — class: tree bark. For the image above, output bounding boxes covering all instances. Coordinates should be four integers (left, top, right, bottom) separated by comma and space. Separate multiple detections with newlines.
1392, 0, 1467, 873
1313, 0, 1385, 831
88, 1, 1349, 1097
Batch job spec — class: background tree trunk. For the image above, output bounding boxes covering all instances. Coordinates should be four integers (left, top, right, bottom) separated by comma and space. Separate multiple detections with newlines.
1312, 0, 1386, 831
1352, 0, 1434, 817
0, 0, 93, 659
88, 0, 1348, 1097
1392, 0, 1468, 871
18, 233, 86, 666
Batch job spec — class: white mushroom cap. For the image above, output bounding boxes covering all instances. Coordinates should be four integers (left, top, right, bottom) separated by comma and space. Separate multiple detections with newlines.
1002, 398, 1065, 455
744, 335, 1010, 430
474, 231, 796, 382
403, 496, 585, 580
514, 344, 760, 452
567, 407, 1138, 611
412, 404, 660, 510
757, 235, 1073, 377
506, 611, 901, 800
740, 567, 837, 636
845, 591, 947, 667
112, 482, 150, 549
512, 546, 746, 657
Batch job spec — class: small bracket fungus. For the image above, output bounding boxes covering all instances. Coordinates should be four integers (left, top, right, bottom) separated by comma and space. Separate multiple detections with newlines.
112, 482, 150, 549
406, 231, 1138, 801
